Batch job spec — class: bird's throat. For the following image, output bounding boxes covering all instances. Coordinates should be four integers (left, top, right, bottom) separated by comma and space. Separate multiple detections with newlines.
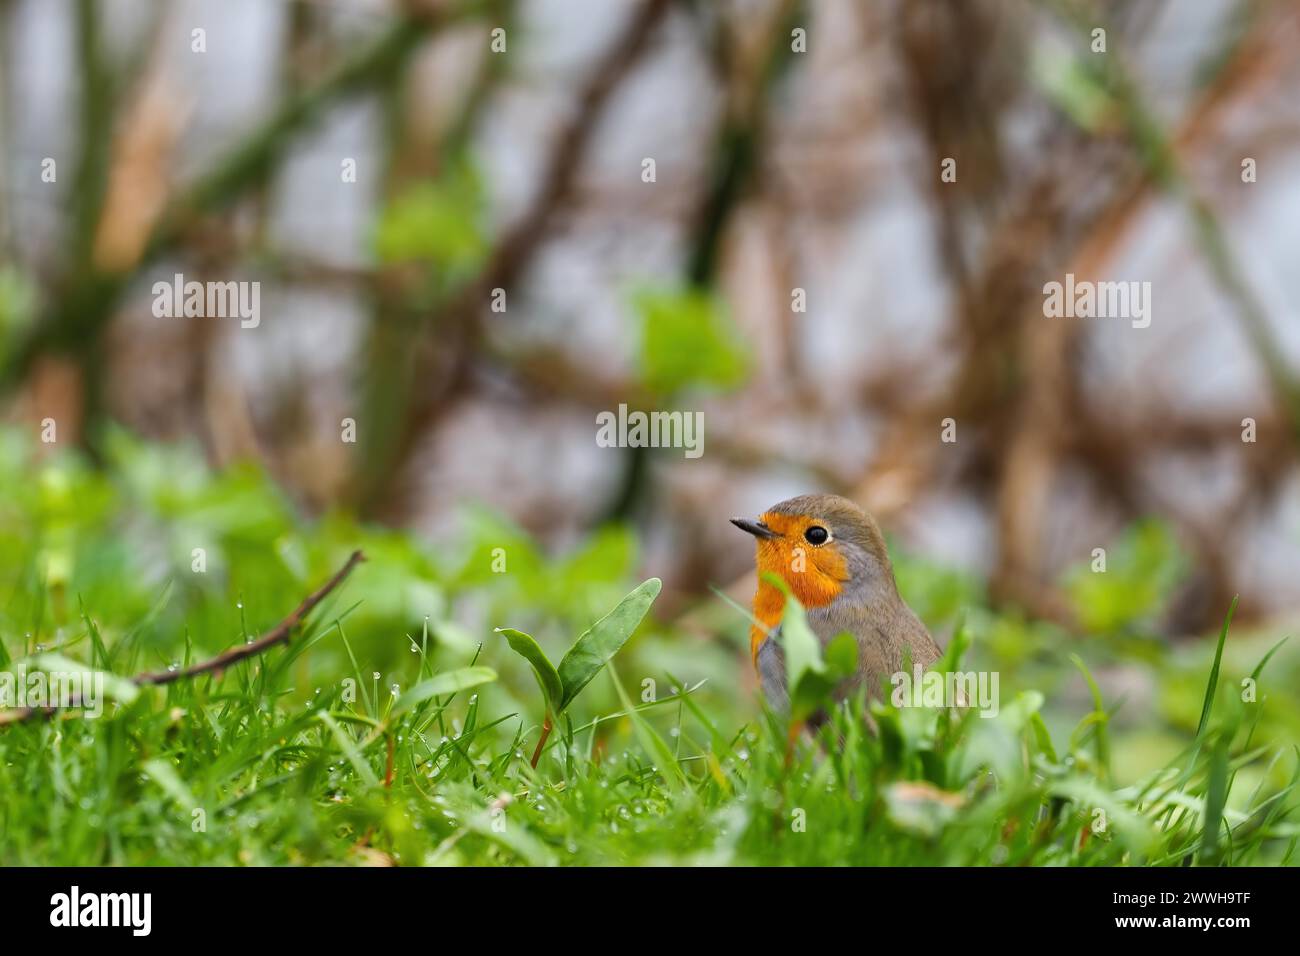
748, 571, 840, 662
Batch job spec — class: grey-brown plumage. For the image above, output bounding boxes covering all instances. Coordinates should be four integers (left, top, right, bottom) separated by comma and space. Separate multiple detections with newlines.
733, 493, 941, 713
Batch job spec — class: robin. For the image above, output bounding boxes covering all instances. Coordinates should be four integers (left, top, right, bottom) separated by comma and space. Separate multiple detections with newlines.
731, 493, 941, 713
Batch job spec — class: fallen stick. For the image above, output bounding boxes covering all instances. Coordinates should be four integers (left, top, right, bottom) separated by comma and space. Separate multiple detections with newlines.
0, 550, 365, 726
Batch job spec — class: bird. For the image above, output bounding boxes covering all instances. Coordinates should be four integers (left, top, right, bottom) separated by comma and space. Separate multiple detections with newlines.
731, 493, 941, 714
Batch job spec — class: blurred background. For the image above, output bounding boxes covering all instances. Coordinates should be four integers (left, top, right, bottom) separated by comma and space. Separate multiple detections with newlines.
3, 0, 1300, 778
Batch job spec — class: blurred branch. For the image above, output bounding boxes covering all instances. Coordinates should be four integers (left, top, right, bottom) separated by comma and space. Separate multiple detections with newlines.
1189, 200, 1300, 429
1055, 0, 1300, 439
51, 0, 119, 439
353, 0, 675, 516
854, 6, 1112, 623
849, 0, 1298, 628
1, 4, 477, 435
894, 0, 1013, 295
686, 0, 802, 285
1040, 0, 1300, 624
0, 0, 13, 254
474, 0, 673, 290
170, 18, 431, 227
68, 0, 115, 276
602, 0, 804, 523
348, 1, 517, 517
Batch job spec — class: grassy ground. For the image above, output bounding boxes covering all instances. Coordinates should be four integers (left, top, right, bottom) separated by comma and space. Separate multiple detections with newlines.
1, 428, 1297, 865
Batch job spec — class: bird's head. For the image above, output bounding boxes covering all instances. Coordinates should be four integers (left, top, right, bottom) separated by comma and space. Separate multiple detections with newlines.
731, 493, 897, 620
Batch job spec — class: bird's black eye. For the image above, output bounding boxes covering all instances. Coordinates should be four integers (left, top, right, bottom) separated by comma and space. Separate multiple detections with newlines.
804, 525, 829, 545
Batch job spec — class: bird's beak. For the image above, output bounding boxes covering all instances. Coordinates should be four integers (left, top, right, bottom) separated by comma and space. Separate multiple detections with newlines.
730, 517, 778, 539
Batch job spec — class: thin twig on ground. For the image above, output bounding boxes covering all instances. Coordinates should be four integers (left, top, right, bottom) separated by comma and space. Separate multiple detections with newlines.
0, 550, 365, 726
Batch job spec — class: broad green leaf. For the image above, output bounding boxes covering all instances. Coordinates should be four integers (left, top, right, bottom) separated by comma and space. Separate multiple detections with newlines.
763, 575, 821, 686
390, 666, 497, 718
557, 578, 662, 712
761, 573, 837, 721
497, 627, 562, 714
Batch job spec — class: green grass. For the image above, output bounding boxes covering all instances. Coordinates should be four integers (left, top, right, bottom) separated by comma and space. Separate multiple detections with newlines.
1, 428, 1297, 865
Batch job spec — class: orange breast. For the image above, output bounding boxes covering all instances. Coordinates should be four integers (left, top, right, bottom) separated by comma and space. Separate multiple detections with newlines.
750, 581, 786, 662
747, 541, 846, 663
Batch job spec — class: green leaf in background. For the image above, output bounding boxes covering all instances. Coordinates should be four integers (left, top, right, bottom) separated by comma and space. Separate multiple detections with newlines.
892, 552, 983, 630
556, 526, 638, 617
0, 267, 37, 369
455, 507, 543, 586
389, 666, 498, 718
496, 627, 563, 714
557, 577, 661, 711
633, 287, 748, 394
1065, 519, 1187, 633
953, 690, 1045, 784
1031, 44, 1115, 131
373, 161, 487, 281
456, 509, 638, 628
